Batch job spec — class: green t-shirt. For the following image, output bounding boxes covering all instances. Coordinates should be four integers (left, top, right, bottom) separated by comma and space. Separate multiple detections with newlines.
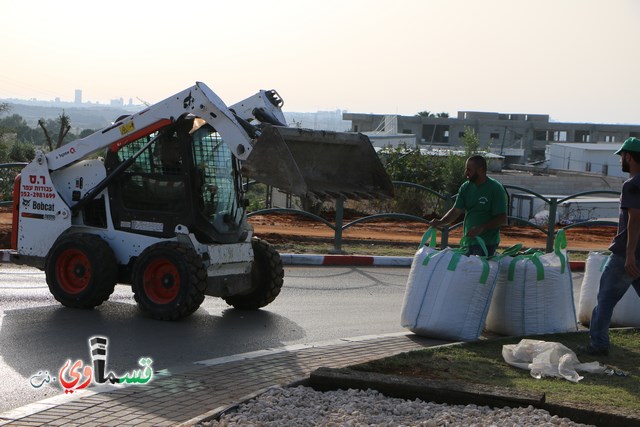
454, 176, 507, 246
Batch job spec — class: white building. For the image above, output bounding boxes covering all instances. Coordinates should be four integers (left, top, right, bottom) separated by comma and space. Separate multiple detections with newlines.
367, 134, 417, 149
547, 143, 624, 178
511, 193, 619, 223
346, 110, 640, 165
365, 115, 417, 148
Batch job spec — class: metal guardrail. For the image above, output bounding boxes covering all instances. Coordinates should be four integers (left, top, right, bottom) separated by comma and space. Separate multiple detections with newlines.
247, 181, 620, 253
502, 185, 619, 253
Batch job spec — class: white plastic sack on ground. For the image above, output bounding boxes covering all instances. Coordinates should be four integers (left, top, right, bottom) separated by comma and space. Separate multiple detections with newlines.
400, 229, 499, 341
577, 251, 640, 327
485, 230, 578, 336
577, 251, 608, 325
503, 339, 606, 383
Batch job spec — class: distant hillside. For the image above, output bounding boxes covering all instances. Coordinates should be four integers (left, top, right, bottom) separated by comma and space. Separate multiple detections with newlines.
3, 102, 132, 130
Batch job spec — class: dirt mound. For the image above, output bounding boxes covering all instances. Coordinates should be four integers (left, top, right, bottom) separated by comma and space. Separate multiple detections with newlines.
0, 207, 12, 249
249, 213, 614, 252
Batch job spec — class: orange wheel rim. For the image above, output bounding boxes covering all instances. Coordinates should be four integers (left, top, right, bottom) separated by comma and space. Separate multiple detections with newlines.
56, 249, 91, 294
143, 258, 180, 304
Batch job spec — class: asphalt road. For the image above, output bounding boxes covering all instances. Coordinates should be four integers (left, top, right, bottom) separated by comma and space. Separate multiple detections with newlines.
0, 264, 410, 413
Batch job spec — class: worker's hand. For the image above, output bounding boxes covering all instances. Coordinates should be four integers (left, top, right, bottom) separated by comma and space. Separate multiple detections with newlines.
429, 219, 444, 228
466, 226, 484, 238
625, 257, 640, 279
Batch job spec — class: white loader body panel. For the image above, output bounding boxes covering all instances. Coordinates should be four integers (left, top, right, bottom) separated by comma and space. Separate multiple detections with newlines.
16, 153, 72, 257
51, 158, 107, 209
206, 242, 253, 275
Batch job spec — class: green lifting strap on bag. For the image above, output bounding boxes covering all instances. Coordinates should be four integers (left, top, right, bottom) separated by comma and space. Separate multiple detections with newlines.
554, 229, 568, 274
497, 243, 524, 258
522, 248, 540, 255
508, 254, 545, 281
459, 235, 489, 257
445, 235, 492, 284
418, 227, 437, 249
422, 251, 439, 266
446, 252, 492, 284
445, 239, 526, 284
418, 228, 440, 267
419, 234, 491, 285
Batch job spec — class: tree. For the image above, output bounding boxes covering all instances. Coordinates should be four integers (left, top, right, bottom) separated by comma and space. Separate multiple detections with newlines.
461, 126, 480, 156
374, 145, 452, 217
8, 140, 35, 162
416, 111, 449, 118
0, 114, 43, 145
79, 128, 97, 138
416, 111, 434, 117
0, 103, 9, 114
379, 127, 485, 209
39, 111, 71, 151
438, 127, 483, 194
381, 146, 446, 190
0, 114, 27, 129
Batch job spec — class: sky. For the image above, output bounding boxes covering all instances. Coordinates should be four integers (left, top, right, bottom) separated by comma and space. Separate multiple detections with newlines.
1, 0, 639, 124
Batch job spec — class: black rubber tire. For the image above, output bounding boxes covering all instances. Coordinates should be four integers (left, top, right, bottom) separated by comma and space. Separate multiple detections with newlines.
45, 233, 117, 309
224, 237, 284, 310
132, 242, 207, 320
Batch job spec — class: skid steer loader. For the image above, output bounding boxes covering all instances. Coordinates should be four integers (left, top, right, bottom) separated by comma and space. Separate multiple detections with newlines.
10, 82, 393, 320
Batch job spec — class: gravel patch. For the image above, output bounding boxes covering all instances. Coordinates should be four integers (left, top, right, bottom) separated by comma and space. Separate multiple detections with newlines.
199, 385, 593, 426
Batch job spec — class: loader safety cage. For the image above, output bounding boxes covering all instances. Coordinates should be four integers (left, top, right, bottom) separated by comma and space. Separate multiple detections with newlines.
104, 118, 246, 243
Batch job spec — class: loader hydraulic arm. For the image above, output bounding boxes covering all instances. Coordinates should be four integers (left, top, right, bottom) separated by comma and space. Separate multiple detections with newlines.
37, 82, 393, 201
44, 82, 256, 171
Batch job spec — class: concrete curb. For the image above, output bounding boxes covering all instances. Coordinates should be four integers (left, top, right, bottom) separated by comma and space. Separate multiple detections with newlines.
280, 253, 413, 267
280, 253, 586, 271
570, 260, 586, 271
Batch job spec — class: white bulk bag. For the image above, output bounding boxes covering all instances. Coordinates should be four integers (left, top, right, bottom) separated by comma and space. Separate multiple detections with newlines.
577, 252, 640, 327
401, 228, 440, 324
485, 230, 578, 336
401, 229, 499, 341
577, 252, 608, 325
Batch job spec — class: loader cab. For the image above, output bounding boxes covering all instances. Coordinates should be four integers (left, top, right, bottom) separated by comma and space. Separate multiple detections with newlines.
105, 117, 247, 244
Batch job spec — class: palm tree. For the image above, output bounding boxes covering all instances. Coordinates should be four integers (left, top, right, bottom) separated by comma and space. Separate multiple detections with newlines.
416, 111, 449, 118
416, 111, 434, 117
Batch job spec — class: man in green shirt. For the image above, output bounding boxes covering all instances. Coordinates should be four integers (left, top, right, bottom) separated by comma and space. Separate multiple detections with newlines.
429, 155, 507, 256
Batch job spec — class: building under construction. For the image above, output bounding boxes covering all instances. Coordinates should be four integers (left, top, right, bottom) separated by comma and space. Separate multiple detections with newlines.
344, 111, 640, 165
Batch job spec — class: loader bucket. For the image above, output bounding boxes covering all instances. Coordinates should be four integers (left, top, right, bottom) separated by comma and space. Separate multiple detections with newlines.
240, 125, 394, 199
